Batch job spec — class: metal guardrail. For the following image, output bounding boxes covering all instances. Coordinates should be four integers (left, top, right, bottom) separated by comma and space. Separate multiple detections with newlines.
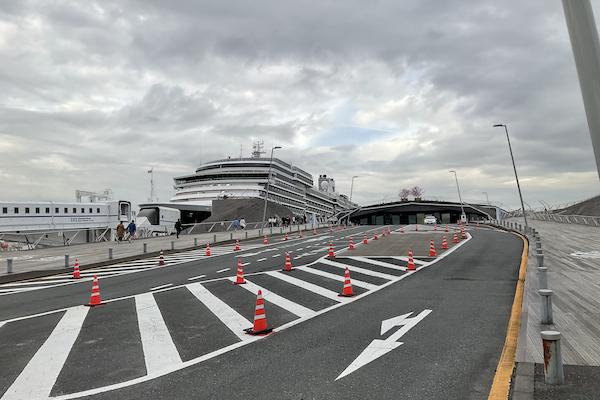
530, 212, 600, 227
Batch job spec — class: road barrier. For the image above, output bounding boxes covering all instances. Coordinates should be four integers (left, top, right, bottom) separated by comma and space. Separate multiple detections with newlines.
541, 331, 564, 385
530, 212, 600, 227
539, 289, 554, 324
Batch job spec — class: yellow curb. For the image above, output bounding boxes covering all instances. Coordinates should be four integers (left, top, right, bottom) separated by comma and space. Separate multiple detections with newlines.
488, 232, 529, 399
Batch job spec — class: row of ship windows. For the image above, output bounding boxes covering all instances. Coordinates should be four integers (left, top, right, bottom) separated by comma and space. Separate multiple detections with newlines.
2, 207, 102, 215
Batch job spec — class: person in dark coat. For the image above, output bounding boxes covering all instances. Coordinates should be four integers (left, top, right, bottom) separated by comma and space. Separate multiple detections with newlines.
175, 219, 182, 238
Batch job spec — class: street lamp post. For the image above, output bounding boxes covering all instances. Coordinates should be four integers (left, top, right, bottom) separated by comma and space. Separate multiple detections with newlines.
493, 124, 529, 229
449, 170, 466, 222
261, 146, 282, 229
349, 176, 359, 203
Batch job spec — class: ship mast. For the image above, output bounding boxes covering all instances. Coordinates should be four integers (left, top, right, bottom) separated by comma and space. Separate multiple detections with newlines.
251, 140, 266, 158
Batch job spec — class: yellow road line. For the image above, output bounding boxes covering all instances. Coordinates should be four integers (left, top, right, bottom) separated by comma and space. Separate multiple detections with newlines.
488, 232, 529, 399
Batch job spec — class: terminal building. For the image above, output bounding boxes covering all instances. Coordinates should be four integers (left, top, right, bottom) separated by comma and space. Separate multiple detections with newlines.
349, 200, 502, 225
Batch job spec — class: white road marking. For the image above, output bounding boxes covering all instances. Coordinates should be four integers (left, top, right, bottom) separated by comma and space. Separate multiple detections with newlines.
392, 256, 427, 265
216, 268, 229, 273
257, 258, 267, 262
0, 279, 77, 287
296, 248, 303, 251
265, 271, 345, 302
272, 254, 280, 258
187, 275, 206, 281
1, 306, 89, 400
135, 293, 182, 374
186, 283, 253, 341
336, 310, 432, 380
149, 284, 173, 291
229, 278, 314, 319
347, 257, 407, 272
240, 262, 251, 266
319, 258, 397, 280
300, 266, 378, 290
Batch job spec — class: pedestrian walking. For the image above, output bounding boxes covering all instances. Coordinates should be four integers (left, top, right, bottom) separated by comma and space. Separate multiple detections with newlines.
126, 220, 137, 242
175, 219, 182, 239
116, 221, 125, 243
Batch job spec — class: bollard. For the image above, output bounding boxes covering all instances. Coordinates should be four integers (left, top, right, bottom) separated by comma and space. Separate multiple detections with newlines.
213, 234, 217, 243
245, 231, 248, 239
539, 289, 554, 324
230, 232, 233, 240
7, 258, 13, 274
143, 243, 148, 253
536, 241, 542, 253
280, 227, 283, 234
109, 248, 113, 260
536, 251, 544, 268
194, 238, 198, 247
65, 254, 70, 268
270, 227, 273, 235
538, 267, 548, 289
541, 331, 564, 385
171, 241, 175, 251
518, 223, 522, 231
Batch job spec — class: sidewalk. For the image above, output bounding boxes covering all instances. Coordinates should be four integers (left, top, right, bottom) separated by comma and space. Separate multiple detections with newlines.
0, 223, 318, 282
507, 218, 600, 399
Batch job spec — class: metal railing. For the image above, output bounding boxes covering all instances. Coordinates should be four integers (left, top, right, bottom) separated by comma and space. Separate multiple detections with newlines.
530, 212, 600, 227
0, 227, 114, 251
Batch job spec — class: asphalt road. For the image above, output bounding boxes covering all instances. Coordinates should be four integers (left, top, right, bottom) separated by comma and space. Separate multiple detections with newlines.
0, 225, 523, 400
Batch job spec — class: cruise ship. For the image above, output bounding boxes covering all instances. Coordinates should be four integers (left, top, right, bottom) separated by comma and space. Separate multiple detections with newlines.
168, 142, 357, 221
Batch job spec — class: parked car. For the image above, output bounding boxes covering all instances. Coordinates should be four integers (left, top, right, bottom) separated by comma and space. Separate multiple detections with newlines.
424, 215, 437, 224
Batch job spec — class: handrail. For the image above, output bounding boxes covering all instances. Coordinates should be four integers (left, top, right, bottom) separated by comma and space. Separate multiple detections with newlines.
530, 212, 600, 227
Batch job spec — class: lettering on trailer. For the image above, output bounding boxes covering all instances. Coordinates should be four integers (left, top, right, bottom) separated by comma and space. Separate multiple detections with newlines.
335, 309, 432, 380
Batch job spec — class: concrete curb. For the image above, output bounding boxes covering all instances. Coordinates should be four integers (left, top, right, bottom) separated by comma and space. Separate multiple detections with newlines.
511, 362, 535, 400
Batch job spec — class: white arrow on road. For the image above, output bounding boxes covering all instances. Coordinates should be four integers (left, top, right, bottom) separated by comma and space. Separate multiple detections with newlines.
335, 309, 432, 380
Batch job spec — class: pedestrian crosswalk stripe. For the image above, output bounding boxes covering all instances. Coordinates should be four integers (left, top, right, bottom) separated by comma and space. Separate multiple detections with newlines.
230, 278, 314, 319
186, 283, 253, 341
299, 266, 378, 290
319, 258, 397, 281
2, 306, 89, 400
187, 275, 206, 281
392, 256, 427, 265
264, 271, 346, 302
346, 256, 407, 271
135, 293, 182, 374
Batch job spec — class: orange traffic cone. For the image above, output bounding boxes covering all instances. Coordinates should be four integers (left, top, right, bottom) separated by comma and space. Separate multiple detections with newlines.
400, 226, 404, 233
407, 249, 415, 271
461, 226, 466, 239
205, 243, 211, 256
284, 233, 288, 241
313, 228, 317, 235
429, 240, 437, 257
453, 233, 459, 243
363, 234, 368, 244
442, 235, 448, 250
86, 275, 104, 307
445, 224, 449, 232
415, 224, 418, 231
72, 258, 81, 279
234, 239, 241, 251
159, 250, 165, 266
244, 290, 272, 335
381, 229, 386, 238
348, 238, 355, 250
283, 253, 293, 272
373, 233, 379, 240
299, 230, 303, 238
263, 235, 268, 245
339, 267, 355, 297
233, 259, 246, 285
328, 242, 335, 258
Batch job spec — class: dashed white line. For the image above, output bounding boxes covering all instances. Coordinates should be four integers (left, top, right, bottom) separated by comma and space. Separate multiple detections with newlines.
187, 275, 206, 281
272, 254, 281, 258
256, 258, 267, 262
241, 262, 251, 266
149, 284, 173, 291
216, 268, 230, 273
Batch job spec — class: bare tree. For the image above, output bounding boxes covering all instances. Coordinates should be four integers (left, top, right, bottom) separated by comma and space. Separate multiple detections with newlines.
399, 188, 411, 199
410, 186, 425, 198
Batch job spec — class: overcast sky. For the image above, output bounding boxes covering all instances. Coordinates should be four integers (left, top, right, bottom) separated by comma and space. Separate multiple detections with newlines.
1, 0, 599, 210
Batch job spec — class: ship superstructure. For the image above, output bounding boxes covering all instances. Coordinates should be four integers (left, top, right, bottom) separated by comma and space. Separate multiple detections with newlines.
170, 142, 356, 219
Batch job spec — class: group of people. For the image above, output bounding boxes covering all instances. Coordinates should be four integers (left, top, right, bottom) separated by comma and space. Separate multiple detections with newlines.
267, 214, 307, 227
232, 217, 246, 230
115, 220, 137, 242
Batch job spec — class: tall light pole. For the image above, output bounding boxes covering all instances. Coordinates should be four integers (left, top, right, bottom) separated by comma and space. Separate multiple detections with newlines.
493, 123, 528, 229
261, 146, 282, 227
349, 176, 359, 203
449, 170, 466, 222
